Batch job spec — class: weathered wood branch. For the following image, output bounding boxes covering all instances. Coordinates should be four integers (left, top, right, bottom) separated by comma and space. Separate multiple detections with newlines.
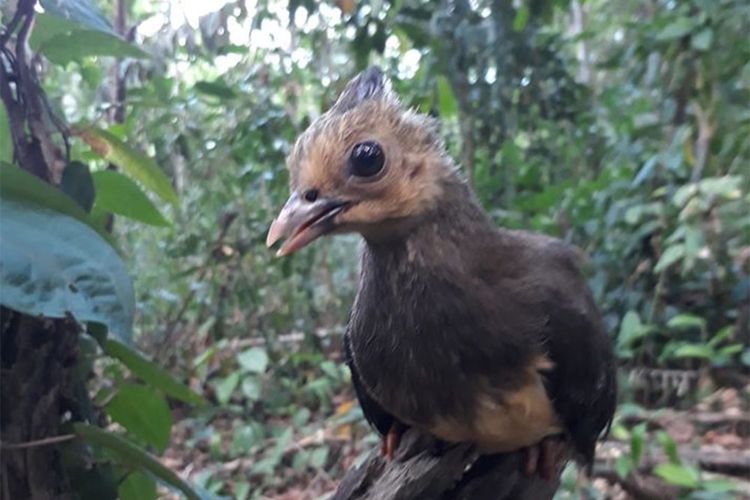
332, 429, 560, 500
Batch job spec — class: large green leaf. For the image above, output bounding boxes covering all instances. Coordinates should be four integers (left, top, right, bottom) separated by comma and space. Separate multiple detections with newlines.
75, 126, 178, 207
32, 9, 147, 64
73, 424, 203, 500
39, 30, 147, 65
29, 12, 83, 49
0, 101, 11, 164
104, 339, 206, 406
40, 0, 113, 33
0, 197, 133, 341
92, 170, 170, 227
0, 163, 112, 244
106, 383, 172, 453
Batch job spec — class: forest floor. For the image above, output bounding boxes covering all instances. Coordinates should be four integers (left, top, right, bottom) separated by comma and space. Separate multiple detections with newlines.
159, 379, 750, 500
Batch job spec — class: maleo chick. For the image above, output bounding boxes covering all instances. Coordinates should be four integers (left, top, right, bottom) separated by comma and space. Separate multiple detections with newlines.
266, 67, 616, 481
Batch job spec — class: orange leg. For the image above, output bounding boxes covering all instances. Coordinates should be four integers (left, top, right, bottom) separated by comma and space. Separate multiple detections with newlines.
522, 436, 566, 481
380, 422, 404, 460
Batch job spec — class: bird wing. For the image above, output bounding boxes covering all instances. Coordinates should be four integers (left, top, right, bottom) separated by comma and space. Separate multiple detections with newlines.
539, 291, 617, 466
523, 239, 617, 466
343, 327, 394, 436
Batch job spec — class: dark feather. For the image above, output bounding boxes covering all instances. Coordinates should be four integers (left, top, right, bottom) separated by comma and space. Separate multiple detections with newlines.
534, 243, 617, 464
343, 327, 394, 437
331, 66, 387, 114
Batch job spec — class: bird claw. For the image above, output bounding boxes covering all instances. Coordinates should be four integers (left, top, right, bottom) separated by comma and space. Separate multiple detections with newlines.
522, 436, 566, 481
380, 422, 404, 460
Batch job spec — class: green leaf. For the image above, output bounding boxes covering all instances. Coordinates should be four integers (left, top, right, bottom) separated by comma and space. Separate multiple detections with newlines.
61, 161, 95, 212
701, 478, 738, 493
74, 126, 178, 207
32, 6, 147, 64
740, 349, 750, 366
691, 28, 713, 50
119, 471, 157, 500
618, 310, 648, 347
292, 407, 311, 427
656, 431, 680, 464
103, 339, 206, 406
237, 347, 269, 374
29, 13, 82, 50
194, 80, 236, 99
673, 184, 698, 207
0, 197, 133, 341
656, 17, 698, 41
653, 463, 700, 488
655, 244, 685, 272
230, 424, 263, 456
0, 163, 112, 243
40, 0, 113, 33
105, 383, 172, 453
708, 326, 734, 347
673, 344, 713, 359
233, 481, 251, 500
630, 422, 646, 465
309, 446, 328, 468
74, 423, 202, 500
699, 176, 742, 199
0, 101, 11, 164
92, 170, 170, 227
241, 376, 262, 401
718, 344, 743, 356
667, 314, 706, 331
615, 455, 631, 478
38, 30, 147, 65
435, 76, 458, 118
215, 372, 240, 405
512, 6, 529, 31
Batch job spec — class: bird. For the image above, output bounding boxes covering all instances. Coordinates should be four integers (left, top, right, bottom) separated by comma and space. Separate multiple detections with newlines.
266, 66, 616, 481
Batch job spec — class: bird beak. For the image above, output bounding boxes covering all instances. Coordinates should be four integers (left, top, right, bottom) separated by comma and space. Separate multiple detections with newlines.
266, 192, 349, 256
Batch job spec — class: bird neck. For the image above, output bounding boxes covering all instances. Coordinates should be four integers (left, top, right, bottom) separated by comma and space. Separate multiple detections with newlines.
361, 174, 494, 270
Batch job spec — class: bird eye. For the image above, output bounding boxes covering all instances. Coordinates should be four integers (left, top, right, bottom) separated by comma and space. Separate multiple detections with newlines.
348, 141, 385, 178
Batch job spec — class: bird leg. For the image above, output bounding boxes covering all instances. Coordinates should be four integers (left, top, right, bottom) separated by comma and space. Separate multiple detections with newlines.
522, 436, 566, 481
380, 421, 405, 460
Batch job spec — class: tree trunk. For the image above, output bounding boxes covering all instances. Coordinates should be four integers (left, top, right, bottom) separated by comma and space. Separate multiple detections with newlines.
1, 310, 79, 500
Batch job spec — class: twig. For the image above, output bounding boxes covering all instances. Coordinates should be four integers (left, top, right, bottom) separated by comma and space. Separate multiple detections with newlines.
0, 434, 76, 450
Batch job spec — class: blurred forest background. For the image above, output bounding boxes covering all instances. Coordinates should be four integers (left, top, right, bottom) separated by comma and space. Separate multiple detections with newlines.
0, 0, 749, 499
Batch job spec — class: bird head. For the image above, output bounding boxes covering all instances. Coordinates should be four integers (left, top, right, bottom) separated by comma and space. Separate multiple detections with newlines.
266, 66, 453, 256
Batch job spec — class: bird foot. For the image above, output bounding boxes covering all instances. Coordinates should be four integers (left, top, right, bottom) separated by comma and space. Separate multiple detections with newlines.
522, 436, 566, 481
380, 422, 405, 460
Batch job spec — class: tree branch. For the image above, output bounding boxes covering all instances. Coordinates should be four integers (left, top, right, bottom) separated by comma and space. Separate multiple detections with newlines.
333, 429, 560, 500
